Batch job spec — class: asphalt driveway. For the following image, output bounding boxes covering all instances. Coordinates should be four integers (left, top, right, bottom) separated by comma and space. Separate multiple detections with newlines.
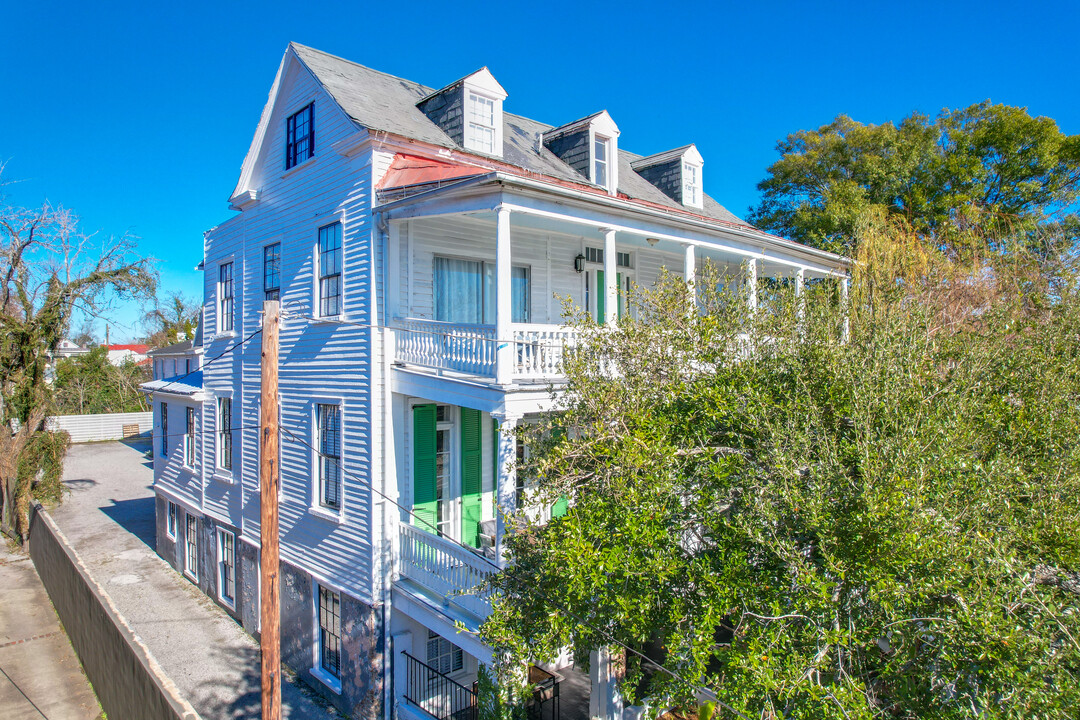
51, 439, 338, 719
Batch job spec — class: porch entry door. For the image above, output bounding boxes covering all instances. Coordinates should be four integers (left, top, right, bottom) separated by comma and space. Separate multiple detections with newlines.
586, 270, 624, 323
413, 404, 485, 547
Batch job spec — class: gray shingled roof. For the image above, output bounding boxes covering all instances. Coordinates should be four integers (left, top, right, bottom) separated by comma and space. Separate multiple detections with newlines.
291, 44, 746, 226
140, 371, 203, 398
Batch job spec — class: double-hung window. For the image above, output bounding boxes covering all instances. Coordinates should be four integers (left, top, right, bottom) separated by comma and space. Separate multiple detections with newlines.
167, 501, 177, 540
593, 136, 610, 189
218, 262, 234, 332
160, 402, 168, 457
264, 243, 281, 301
185, 407, 196, 468
318, 223, 342, 317
683, 163, 701, 207
433, 257, 530, 324
318, 585, 341, 678
185, 513, 198, 579
286, 103, 314, 169
218, 397, 232, 471
318, 404, 341, 510
466, 93, 496, 154
218, 530, 235, 605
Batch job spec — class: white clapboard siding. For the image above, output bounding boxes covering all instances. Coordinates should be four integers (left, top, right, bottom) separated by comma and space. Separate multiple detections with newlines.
203, 54, 379, 604
151, 399, 204, 513
46, 411, 152, 443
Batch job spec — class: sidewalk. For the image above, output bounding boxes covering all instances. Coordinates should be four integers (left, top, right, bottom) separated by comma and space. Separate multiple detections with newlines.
50, 440, 338, 719
0, 544, 102, 720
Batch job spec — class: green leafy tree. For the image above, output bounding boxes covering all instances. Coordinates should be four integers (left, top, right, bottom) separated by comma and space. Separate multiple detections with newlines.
748, 102, 1080, 255
142, 290, 200, 348
0, 171, 154, 542
52, 346, 150, 415
481, 217, 1080, 718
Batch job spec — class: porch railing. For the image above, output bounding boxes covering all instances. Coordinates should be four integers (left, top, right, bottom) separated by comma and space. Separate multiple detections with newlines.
392, 318, 577, 381
402, 651, 478, 720
398, 523, 497, 617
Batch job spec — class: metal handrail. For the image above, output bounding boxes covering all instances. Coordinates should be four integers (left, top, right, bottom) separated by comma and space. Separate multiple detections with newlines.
402, 651, 478, 720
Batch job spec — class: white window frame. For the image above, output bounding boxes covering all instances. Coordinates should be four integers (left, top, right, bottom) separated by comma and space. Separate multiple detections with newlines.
184, 406, 196, 469
216, 395, 233, 476
184, 512, 198, 581
160, 402, 168, 457
217, 528, 236, 608
217, 261, 235, 334
310, 580, 344, 694
683, 161, 703, 209
592, 134, 611, 190
464, 90, 499, 155
316, 222, 342, 318
426, 629, 465, 676
309, 398, 345, 523
166, 500, 177, 541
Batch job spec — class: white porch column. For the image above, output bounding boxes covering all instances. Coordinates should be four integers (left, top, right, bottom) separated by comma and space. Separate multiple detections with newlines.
589, 647, 624, 720
795, 267, 806, 324
496, 206, 513, 384
745, 258, 759, 313
840, 276, 850, 343
603, 228, 617, 327
493, 412, 520, 563
392, 630, 412, 707
682, 243, 696, 307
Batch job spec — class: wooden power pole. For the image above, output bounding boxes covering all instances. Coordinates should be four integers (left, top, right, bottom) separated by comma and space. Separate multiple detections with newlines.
260, 301, 281, 720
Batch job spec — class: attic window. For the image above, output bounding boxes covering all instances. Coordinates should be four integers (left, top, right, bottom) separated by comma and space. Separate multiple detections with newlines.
286, 103, 314, 169
593, 136, 610, 189
683, 162, 702, 208
466, 93, 496, 154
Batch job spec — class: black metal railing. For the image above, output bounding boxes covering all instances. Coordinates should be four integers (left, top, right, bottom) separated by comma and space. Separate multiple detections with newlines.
402, 652, 478, 720
526, 665, 561, 720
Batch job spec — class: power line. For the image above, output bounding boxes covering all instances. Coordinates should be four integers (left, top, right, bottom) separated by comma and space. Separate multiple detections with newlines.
146, 327, 262, 398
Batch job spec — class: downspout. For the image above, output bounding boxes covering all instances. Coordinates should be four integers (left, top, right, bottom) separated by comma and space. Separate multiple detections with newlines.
376, 210, 394, 720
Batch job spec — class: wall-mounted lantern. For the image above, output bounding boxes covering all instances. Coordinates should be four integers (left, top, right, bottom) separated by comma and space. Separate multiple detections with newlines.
574, 254, 586, 273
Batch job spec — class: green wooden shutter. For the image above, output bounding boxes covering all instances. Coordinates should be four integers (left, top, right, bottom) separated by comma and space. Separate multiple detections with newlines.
617, 272, 623, 321
596, 270, 605, 323
460, 408, 483, 547
412, 404, 438, 533
550, 424, 569, 517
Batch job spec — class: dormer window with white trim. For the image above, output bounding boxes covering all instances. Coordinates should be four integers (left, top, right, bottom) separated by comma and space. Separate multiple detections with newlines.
683, 162, 702, 209
466, 92, 496, 154
593, 136, 610, 189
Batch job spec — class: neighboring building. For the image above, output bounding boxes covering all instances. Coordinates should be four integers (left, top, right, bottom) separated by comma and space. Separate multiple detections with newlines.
148, 324, 204, 380
149, 43, 850, 720
53, 339, 92, 360
105, 343, 150, 366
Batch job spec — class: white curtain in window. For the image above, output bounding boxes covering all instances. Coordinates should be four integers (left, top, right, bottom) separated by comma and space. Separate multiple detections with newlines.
435, 257, 483, 324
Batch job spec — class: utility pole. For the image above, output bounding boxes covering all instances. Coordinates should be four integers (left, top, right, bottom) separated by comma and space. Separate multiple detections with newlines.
260, 300, 281, 720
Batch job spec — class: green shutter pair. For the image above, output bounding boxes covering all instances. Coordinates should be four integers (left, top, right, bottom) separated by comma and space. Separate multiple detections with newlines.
412, 405, 484, 548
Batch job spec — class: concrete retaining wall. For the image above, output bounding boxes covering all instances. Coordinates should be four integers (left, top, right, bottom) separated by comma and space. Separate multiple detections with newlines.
47, 411, 153, 442
28, 503, 202, 720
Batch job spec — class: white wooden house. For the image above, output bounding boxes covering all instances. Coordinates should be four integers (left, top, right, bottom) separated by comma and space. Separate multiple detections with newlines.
148, 43, 850, 720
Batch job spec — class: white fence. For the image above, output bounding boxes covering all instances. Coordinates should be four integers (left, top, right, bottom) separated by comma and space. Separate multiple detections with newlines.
47, 412, 153, 443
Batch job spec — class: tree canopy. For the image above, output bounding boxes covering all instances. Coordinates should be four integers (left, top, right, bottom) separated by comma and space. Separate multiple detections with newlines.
0, 170, 154, 540
747, 102, 1080, 255
481, 216, 1080, 719
142, 290, 201, 348
52, 346, 150, 415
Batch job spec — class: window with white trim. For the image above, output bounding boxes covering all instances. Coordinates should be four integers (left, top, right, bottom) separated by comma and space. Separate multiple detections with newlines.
218, 262, 234, 332
465, 92, 496, 154
318, 223, 342, 317
167, 501, 177, 540
264, 243, 281, 301
185, 407, 196, 468
427, 629, 464, 674
683, 162, 702, 208
286, 103, 314, 169
593, 136, 610, 189
318, 585, 341, 678
185, 513, 198, 579
218, 397, 232, 471
317, 404, 341, 510
218, 529, 236, 605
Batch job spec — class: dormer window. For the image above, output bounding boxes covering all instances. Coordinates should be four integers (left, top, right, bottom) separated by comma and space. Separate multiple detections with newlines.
466, 92, 496, 154
593, 136, 610, 189
683, 162, 701, 208
286, 103, 314, 170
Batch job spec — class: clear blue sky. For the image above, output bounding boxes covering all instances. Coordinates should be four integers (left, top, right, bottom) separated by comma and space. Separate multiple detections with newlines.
3, 0, 1078, 341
